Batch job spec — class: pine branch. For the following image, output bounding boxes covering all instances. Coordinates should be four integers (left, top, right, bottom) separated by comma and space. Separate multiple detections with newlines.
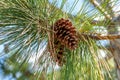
78, 33, 120, 40
90, 0, 112, 20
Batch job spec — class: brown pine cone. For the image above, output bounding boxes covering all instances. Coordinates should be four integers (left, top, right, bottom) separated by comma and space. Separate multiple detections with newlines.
53, 18, 78, 50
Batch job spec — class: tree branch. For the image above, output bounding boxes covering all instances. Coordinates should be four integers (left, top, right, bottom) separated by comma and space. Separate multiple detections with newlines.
90, 0, 112, 20
78, 33, 120, 40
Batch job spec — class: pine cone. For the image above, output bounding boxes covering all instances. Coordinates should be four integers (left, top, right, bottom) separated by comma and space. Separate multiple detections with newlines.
53, 18, 78, 50
56, 45, 65, 66
53, 40, 65, 66
50, 18, 78, 66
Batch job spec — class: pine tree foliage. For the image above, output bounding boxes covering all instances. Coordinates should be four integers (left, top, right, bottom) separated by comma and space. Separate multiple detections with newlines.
0, 0, 119, 80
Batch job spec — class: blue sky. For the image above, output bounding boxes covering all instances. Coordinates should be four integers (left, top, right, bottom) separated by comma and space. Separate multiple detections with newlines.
49, 0, 85, 14
0, 45, 4, 53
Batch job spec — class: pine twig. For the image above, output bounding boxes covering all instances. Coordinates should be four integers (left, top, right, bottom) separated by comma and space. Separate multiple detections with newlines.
90, 0, 112, 20
78, 33, 120, 40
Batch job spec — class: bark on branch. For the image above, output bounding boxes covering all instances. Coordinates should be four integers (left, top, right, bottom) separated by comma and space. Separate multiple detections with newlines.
90, 0, 112, 20
78, 33, 120, 40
